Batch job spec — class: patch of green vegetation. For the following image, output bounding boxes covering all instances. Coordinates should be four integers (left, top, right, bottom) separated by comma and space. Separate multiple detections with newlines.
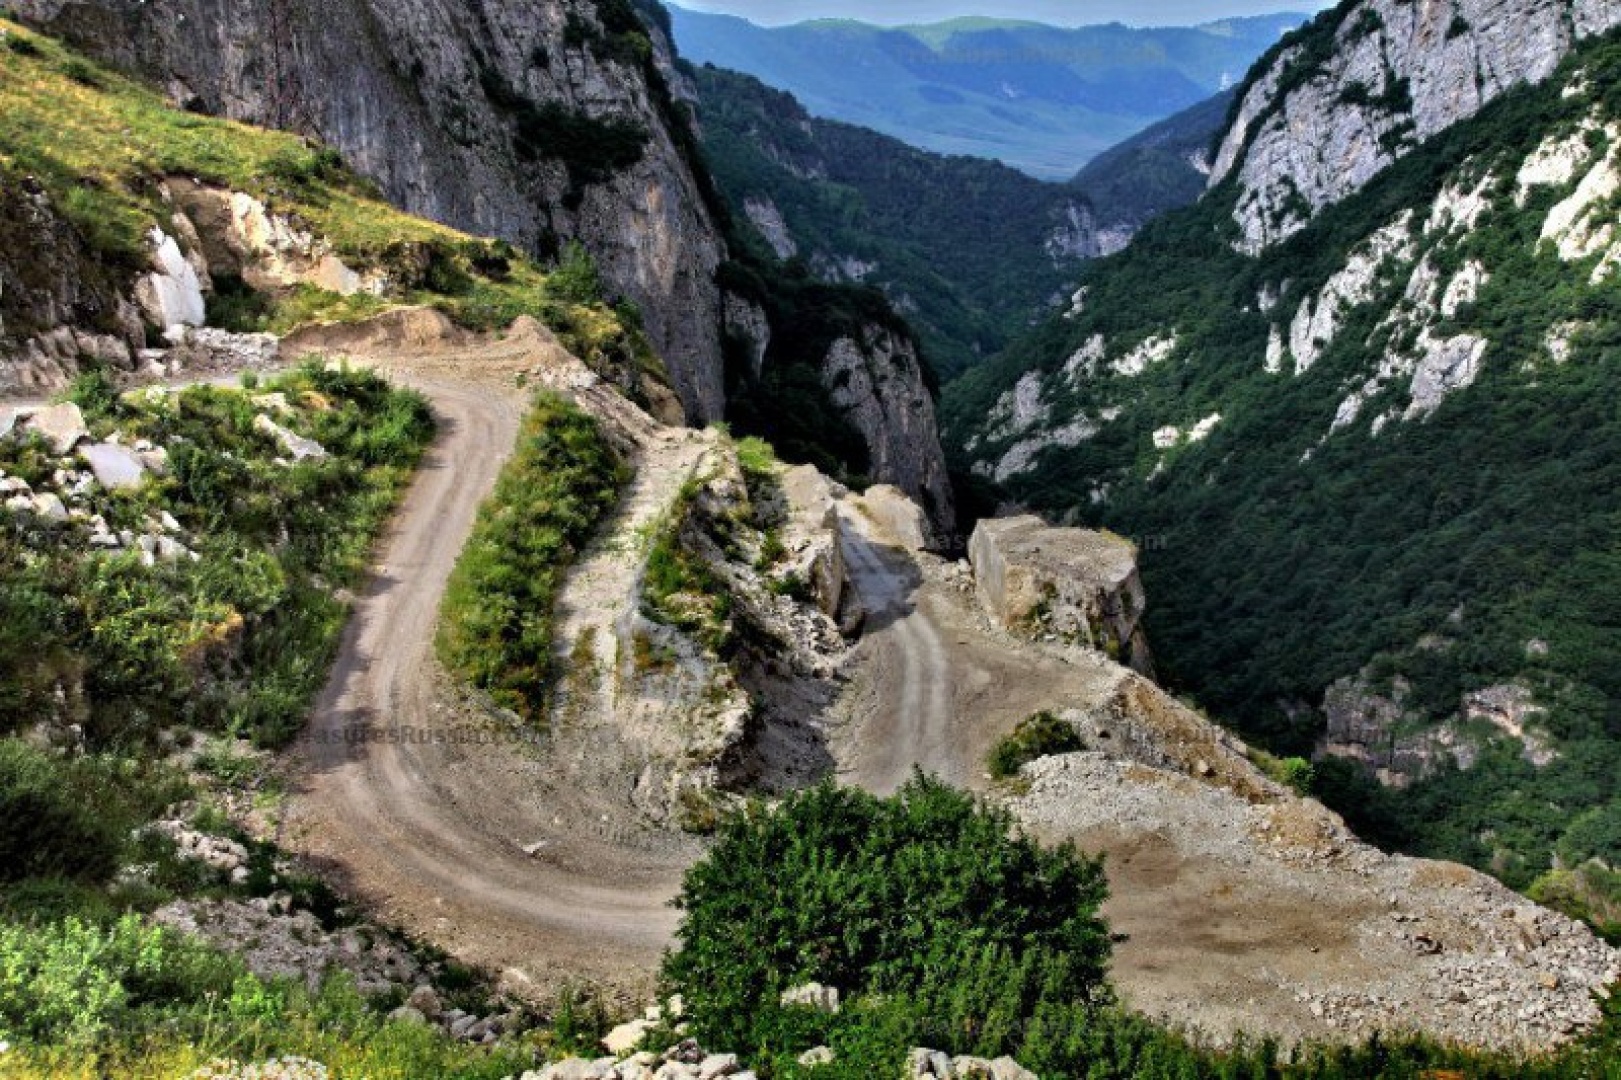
1, 363, 432, 749
438, 393, 628, 720
1251, 747, 1317, 796
987, 710, 1085, 780
0, 914, 539, 1077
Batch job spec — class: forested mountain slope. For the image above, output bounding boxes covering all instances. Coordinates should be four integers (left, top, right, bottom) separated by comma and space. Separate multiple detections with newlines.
948, 7, 1621, 935
693, 65, 1231, 378
670, 5, 1303, 179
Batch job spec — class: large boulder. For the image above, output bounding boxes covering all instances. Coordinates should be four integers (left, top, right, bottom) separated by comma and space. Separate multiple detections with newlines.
22, 402, 88, 454
778, 465, 846, 620
968, 515, 1152, 674
78, 442, 147, 490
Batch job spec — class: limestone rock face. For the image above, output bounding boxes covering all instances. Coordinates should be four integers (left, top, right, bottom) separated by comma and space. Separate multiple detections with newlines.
819, 329, 954, 545
1211, 0, 1621, 253
15, 0, 730, 421
778, 465, 846, 619
720, 292, 770, 380
134, 227, 207, 333
969, 515, 1152, 674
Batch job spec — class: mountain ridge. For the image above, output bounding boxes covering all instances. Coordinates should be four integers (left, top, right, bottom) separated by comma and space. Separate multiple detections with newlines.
949, 0, 1621, 936
669, 5, 1306, 179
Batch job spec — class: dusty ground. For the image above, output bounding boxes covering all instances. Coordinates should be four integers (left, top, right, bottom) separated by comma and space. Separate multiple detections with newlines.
280, 319, 694, 1006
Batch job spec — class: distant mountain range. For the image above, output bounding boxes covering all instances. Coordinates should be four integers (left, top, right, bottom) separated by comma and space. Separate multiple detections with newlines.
668, 6, 1305, 179
692, 64, 1229, 378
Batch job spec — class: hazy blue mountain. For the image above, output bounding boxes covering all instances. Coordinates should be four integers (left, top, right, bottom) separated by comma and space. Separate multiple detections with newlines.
668, 5, 1303, 178
692, 62, 1231, 378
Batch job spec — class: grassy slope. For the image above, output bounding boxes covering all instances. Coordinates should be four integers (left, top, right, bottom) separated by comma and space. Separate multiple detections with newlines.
0, 18, 661, 372
437, 393, 628, 721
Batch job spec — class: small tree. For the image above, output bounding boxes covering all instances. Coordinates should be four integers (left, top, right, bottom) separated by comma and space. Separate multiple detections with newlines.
662, 775, 1111, 1071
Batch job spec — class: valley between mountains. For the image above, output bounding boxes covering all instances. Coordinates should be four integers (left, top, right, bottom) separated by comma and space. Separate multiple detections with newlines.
5, 0, 1621, 1073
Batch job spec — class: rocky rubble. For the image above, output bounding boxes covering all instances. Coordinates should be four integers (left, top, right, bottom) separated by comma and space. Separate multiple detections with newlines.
518, 998, 1041, 1080
155, 897, 422, 996
1011, 750, 1619, 1048
155, 896, 522, 1046
0, 401, 200, 561
907, 1050, 1038, 1080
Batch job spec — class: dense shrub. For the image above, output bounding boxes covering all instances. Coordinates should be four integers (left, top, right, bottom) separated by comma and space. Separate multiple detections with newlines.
0, 916, 239, 1046
663, 776, 1111, 1073
0, 743, 126, 886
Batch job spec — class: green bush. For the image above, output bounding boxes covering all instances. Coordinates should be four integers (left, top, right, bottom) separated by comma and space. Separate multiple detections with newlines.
987, 710, 1084, 780
0, 915, 240, 1046
0, 743, 126, 886
438, 392, 627, 718
0, 365, 432, 749
663, 776, 1111, 1072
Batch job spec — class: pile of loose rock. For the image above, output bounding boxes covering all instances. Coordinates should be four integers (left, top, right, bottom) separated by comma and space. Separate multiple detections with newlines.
386, 983, 523, 1045
906, 1050, 1038, 1079
519, 1040, 757, 1080
0, 401, 200, 560
518, 986, 1042, 1080
153, 896, 424, 997
152, 818, 252, 884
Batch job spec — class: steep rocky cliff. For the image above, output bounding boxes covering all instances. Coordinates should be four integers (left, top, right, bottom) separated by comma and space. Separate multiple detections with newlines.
12, 0, 731, 420
1212, 0, 1621, 252
820, 329, 954, 542
0, 168, 145, 392
3, 7, 957, 539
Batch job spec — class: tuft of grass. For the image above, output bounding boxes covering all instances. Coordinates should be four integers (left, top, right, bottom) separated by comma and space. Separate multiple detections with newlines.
987, 710, 1084, 780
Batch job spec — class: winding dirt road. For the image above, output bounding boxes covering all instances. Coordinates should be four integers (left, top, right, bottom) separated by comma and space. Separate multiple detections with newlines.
283, 346, 690, 1002
272, 324, 1549, 1049
834, 512, 956, 795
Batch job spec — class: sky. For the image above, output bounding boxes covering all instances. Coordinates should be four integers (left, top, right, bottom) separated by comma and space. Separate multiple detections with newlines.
667, 0, 1335, 27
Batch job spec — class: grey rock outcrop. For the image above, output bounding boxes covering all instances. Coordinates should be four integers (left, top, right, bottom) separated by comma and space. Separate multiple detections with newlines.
720, 292, 770, 380
969, 515, 1152, 674
15, 0, 730, 421
1321, 673, 1560, 787
820, 329, 954, 544
0, 170, 144, 391
778, 465, 847, 620
1211, 0, 1621, 252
